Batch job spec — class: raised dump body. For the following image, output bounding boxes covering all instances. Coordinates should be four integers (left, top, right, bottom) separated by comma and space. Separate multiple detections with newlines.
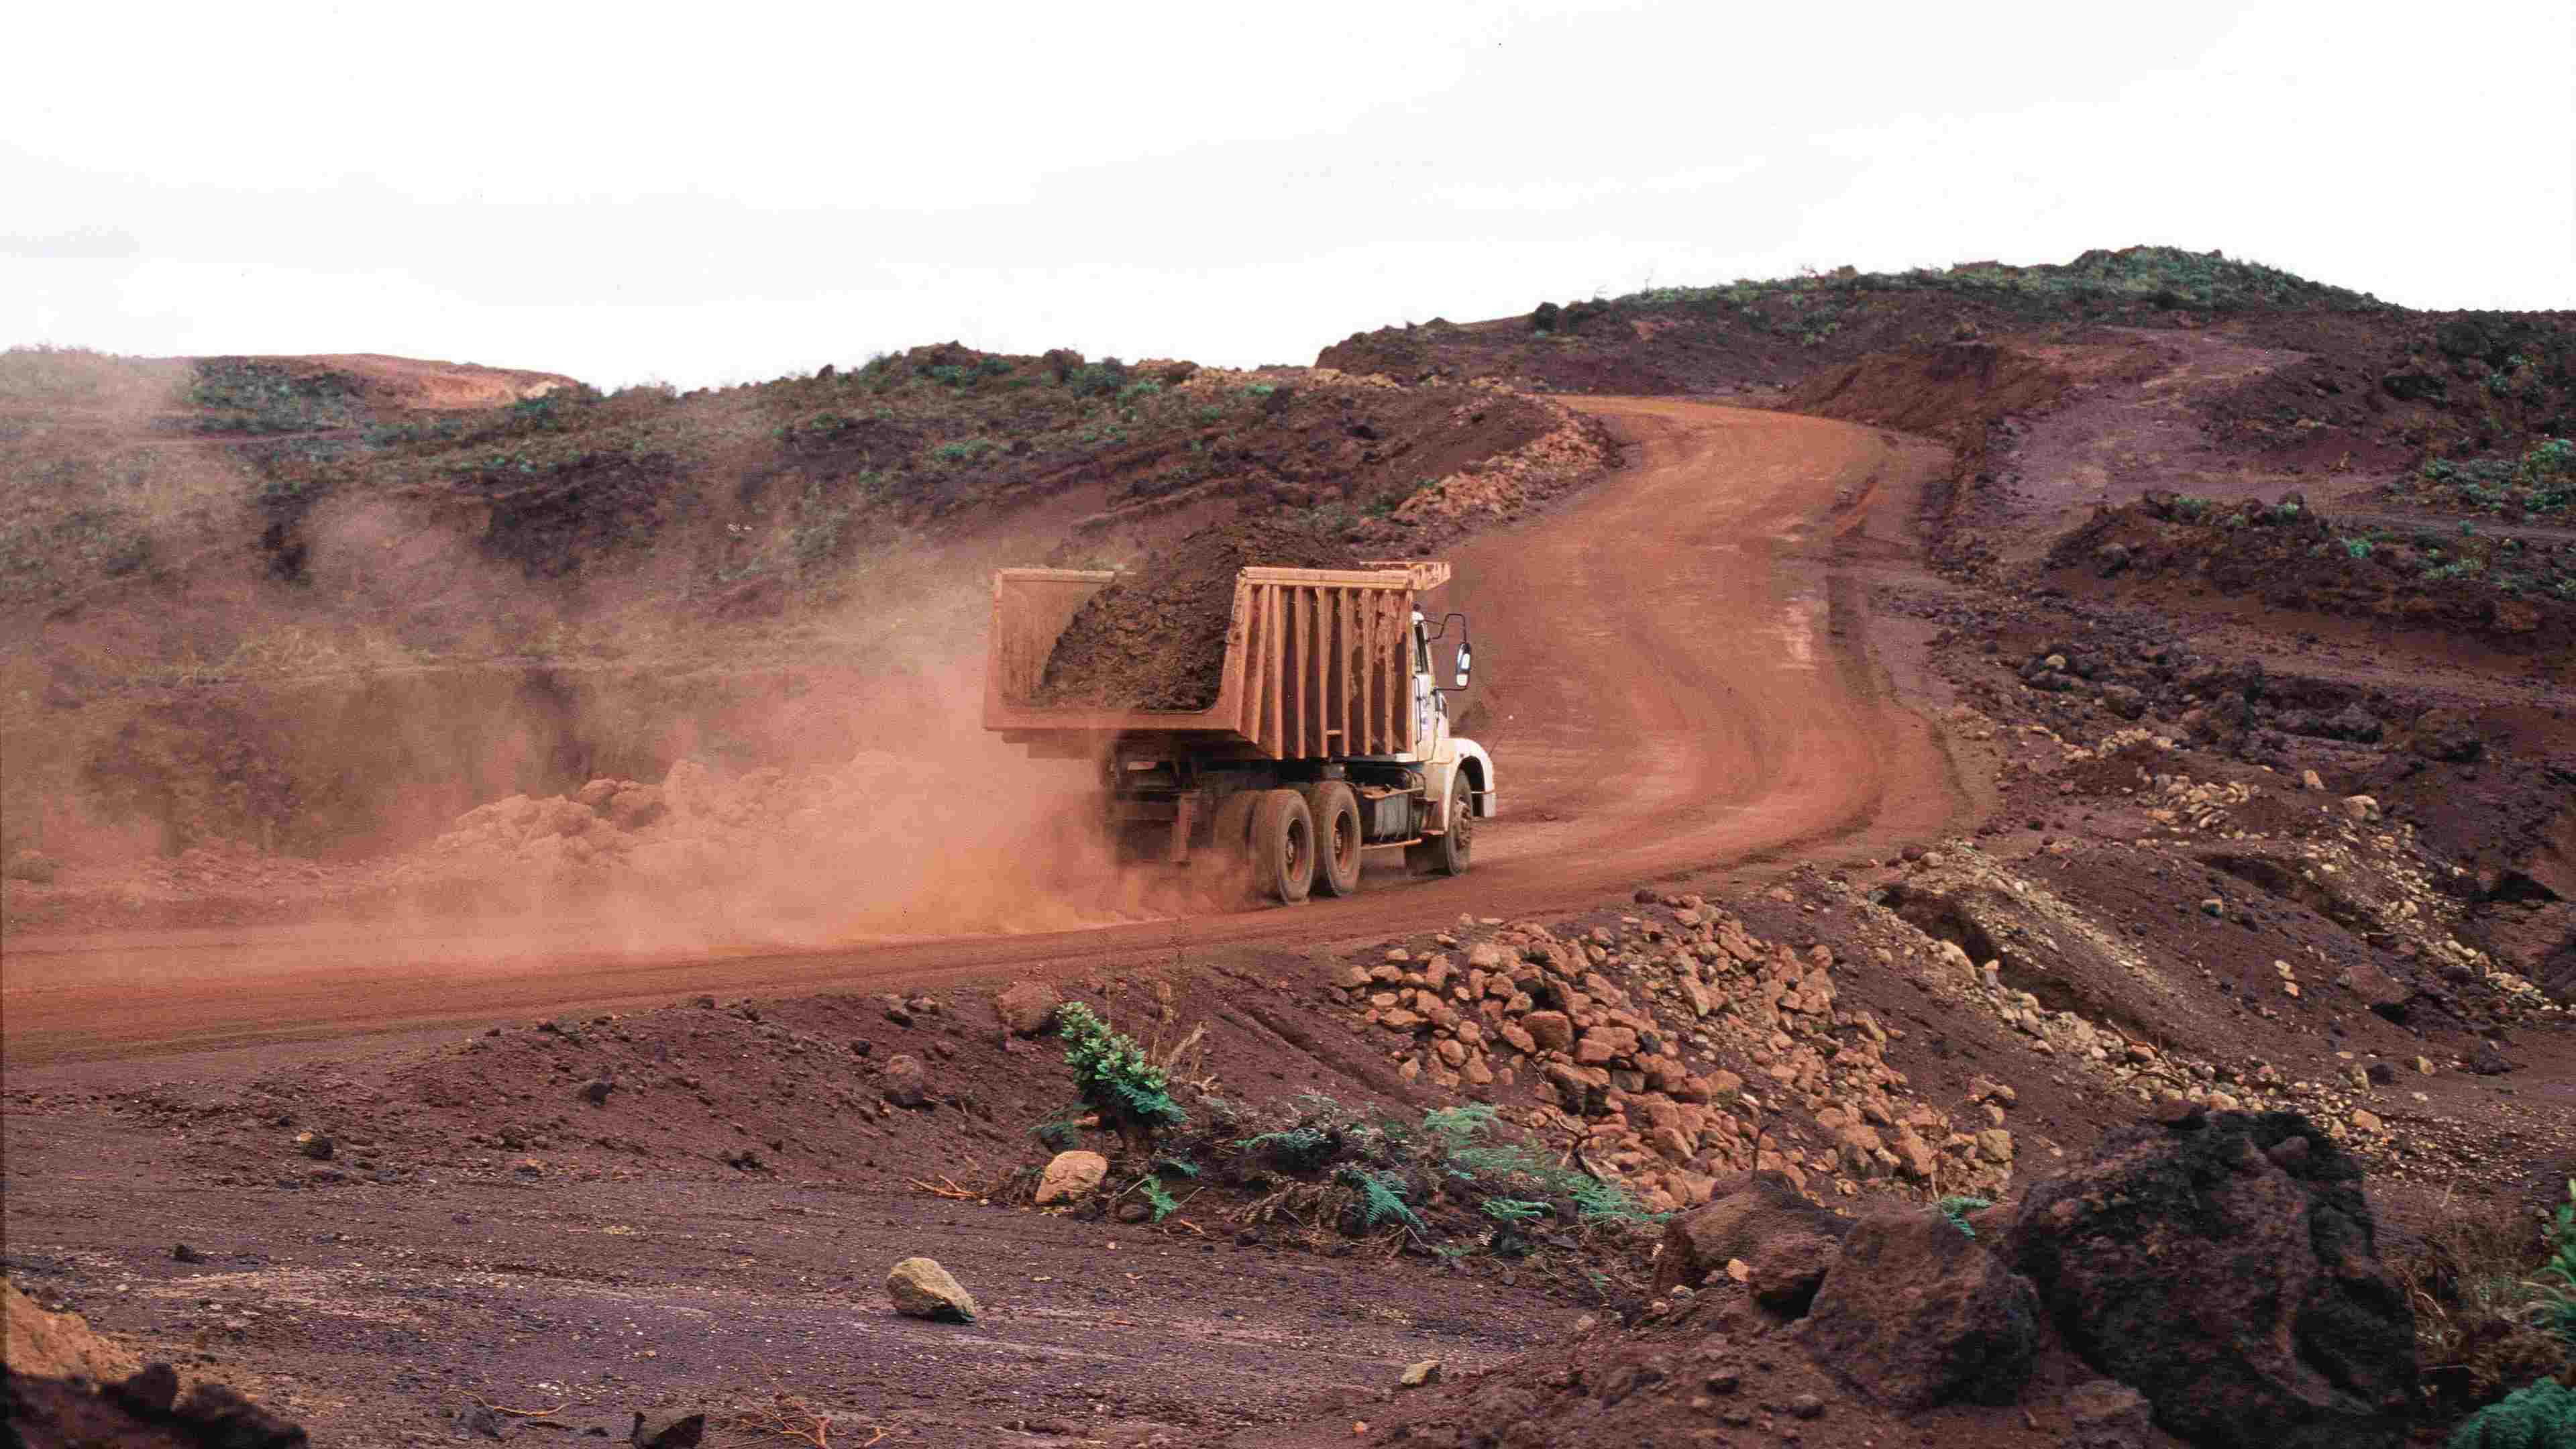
984, 560, 1450, 760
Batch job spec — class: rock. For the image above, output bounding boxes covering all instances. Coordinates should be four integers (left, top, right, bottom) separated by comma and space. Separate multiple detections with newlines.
1976, 1128, 2014, 1164
994, 981, 1063, 1037
459, 1403, 510, 1439
2340, 795, 2381, 822
581, 1078, 614, 1106
2469, 1042, 2514, 1076
1522, 1010, 1575, 1053
1798, 1203, 2040, 1411
882, 1054, 930, 1107
1398, 1359, 1442, 1389
1788, 1392, 1825, 1419
2065, 1379, 2153, 1449
295, 1132, 334, 1161
1746, 1230, 1840, 1316
2349, 1109, 2385, 1136
172, 1243, 206, 1264
631, 1411, 706, 1448
4, 848, 57, 883
106, 1362, 180, 1415
174, 1383, 309, 1447
1650, 1171, 1854, 1297
886, 1256, 979, 1322
2004, 1112, 2413, 1449
1035, 1150, 1110, 1205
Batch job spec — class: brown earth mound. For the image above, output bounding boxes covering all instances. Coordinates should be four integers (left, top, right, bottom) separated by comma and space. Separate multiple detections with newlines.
1034, 517, 1371, 710
2044, 491, 2576, 650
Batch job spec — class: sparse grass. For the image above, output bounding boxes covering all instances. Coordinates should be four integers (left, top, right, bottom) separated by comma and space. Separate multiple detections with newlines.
2392, 1186, 2576, 1421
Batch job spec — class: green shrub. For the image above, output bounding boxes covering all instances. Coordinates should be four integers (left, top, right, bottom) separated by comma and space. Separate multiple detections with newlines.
2537, 1180, 2576, 1348
1938, 1195, 1995, 1239
2449, 1379, 2576, 1449
1056, 1001, 1185, 1152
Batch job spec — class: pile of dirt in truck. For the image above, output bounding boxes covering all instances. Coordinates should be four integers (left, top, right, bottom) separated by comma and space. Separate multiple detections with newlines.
1032, 517, 1371, 710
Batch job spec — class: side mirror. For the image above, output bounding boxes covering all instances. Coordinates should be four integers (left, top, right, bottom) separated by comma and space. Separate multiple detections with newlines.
1454, 643, 1472, 688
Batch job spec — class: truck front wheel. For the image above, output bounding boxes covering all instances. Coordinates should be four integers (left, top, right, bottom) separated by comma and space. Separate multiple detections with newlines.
1252, 789, 1316, 904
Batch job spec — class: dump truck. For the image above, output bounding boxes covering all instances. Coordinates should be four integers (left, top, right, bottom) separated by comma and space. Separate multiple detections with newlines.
983, 560, 1495, 903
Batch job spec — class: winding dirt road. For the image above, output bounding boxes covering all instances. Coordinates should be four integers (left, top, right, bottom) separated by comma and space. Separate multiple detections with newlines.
2, 400, 1974, 1077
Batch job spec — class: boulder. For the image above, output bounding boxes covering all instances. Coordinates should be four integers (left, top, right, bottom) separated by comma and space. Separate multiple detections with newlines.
1796, 1203, 2039, 1410
2004, 1112, 2414, 1449
1745, 1230, 1839, 1316
881, 1054, 930, 1108
994, 981, 1063, 1037
1034, 1150, 1109, 1205
886, 1256, 979, 1322
1650, 1171, 1853, 1297
2065, 1380, 2153, 1449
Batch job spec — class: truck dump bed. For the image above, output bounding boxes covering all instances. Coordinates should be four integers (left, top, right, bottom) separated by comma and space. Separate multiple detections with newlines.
984, 561, 1448, 760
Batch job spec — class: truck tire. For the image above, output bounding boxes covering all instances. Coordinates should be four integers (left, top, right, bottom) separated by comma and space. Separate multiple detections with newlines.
1406, 786, 1473, 877
1251, 789, 1315, 904
1298, 782, 1364, 898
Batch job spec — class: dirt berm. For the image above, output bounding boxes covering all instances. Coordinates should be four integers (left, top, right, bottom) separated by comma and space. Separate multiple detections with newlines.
1034, 516, 1370, 710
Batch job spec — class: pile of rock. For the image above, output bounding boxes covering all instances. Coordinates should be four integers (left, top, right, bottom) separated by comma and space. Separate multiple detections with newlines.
1332, 904, 2010, 1212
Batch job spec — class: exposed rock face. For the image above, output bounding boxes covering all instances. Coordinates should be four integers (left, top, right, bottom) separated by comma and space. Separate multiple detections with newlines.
2004, 1111, 2415, 1449
1650, 1171, 1853, 1297
1796, 1204, 2040, 1410
885, 1257, 978, 1322
1034, 1150, 1108, 1205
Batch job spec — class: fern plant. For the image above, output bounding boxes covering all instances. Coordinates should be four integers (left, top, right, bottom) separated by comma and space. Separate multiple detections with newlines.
2449, 1378, 2576, 1449
1057, 1001, 1185, 1153
1939, 1195, 1996, 1240
2534, 1179, 2576, 1347
1339, 1167, 1426, 1232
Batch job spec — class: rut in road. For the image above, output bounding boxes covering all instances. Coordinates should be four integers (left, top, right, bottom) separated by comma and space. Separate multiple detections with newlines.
2, 400, 1976, 1074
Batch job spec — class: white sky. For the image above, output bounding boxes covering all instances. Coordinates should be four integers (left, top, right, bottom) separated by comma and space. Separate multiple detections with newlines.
6, 1, 2571, 389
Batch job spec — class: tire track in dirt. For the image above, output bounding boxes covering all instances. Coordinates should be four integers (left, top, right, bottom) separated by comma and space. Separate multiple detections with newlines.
3, 400, 1975, 1077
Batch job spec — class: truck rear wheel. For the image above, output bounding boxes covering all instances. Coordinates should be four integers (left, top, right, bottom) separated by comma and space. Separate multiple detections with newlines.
1406, 786, 1473, 877
1299, 782, 1364, 898
1251, 789, 1315, 904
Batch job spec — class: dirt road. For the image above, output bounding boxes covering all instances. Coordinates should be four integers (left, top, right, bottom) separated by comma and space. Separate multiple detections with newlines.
2, 400, 1972, 1077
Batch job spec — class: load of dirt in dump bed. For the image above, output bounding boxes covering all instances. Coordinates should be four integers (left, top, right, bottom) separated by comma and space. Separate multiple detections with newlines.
1032, 516, 1371, 710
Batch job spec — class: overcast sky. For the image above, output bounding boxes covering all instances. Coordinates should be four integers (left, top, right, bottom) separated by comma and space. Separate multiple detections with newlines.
7, 1, 2571, 389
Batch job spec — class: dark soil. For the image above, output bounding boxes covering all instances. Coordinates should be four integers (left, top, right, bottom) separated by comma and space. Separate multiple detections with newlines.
1034, 517, 1372, 710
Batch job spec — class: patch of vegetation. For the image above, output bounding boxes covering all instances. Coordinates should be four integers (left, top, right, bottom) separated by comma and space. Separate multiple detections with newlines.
1937, 1194, 1994, 1239
1619, 246, 2385, 319
183, 359, 368, 434
2409, 439, 2575, 519
2396, 1183, 2576, 1424
2449, 1378, 2576, 1449
1055, 1001, 1186, 1152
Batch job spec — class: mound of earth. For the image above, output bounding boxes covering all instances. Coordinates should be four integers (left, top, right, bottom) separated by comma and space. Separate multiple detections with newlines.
1033, 517, 1371, 710
2045, 490, 2576, 649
